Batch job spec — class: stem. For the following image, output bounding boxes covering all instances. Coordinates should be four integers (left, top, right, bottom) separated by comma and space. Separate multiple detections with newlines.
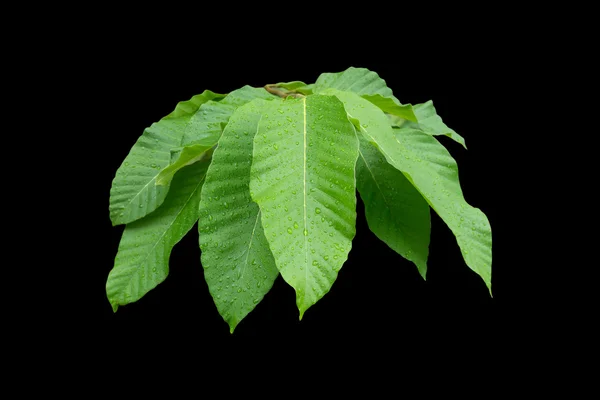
264, 84, 304, 99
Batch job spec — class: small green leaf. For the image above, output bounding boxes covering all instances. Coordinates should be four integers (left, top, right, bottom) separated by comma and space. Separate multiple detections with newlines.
394, 101, 466, 148
276, 81, 312, 94
313, 67, 401, 104
156, 144, 213, 186
362, 94, 417, 122
107, 159, 210, 312
198, 99, 279, 333
182, 86, 277, 146
109, 90, 223, 226
325, 89, 492, 293
356, 134, 430, 279
250, 95, 359, 318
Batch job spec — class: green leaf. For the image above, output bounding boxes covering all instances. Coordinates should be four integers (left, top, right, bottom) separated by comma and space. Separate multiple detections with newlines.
394, 101, 466, 148
106, 159, 211, 311
326, 89, 492, 293
313, 67, 401, 104
356, 134, 431, 279
109, 90, 223, 226
181, 86, 277, 146
250, 95, 359, 318
362, 94, 417, 122
156, 144, 213, 186
276, 81, 314, 95
198, 99, 279, 333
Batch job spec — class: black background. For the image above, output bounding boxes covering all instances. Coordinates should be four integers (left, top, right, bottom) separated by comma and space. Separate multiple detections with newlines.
81, 39, 538, 363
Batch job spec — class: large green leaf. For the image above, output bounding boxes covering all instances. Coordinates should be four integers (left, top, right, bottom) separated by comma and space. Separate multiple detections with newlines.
198, 99, 279, 333
250, 95, 359, 318
392, 101, 466, 148
326, 89, 492, 293
356, 134, 431, 279
156, 144, 213, 186
181, 86, 277, 146
109, 90, 223, 226
106, 159, 210, 311
313, 67, 401, 104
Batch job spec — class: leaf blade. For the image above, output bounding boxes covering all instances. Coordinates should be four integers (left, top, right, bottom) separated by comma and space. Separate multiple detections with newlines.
107, 159, 210, 311
250, 95, 359, 317
156, 144, 213, 186
395, 101, 466, 148
362, 94, 417, 122
109, 90, 223, 226
198, 99, 279, 332
356, 134, 431, 278
182, 86, 277, 146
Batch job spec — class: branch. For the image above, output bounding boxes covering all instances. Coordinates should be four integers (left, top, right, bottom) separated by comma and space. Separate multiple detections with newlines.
264, 84, 304, 99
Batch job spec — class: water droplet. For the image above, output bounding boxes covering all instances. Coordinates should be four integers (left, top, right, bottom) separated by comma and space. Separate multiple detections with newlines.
303, 229, 308, 236
138, 204, 143, 208
237, 288, 242, 293
286, 116, 292, 122
288, 216, 292, 221
253, 298, 259, 304
124, 162, 129, 166
321, 217, 325, 222
311, 249, 316, 254
223, 202, 228, 208
151, 163, 156, 168
292, 190, 297, 194
208, 215, 213, 221
315, 208, 321, 214
284, 206, 288, 212
293, 222, 299, 229
152, 267, 156, 272
324, 255, 329, 260
312, 260, 318, 266
333, 255, 339, 260
273, 144, 279, 150
287, 228, 293, 234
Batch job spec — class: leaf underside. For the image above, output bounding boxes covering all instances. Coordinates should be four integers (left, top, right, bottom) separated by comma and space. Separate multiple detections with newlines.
356, 134, 431, 278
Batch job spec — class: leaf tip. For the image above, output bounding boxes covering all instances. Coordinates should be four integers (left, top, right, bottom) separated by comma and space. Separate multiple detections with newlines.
228, 318, 239, 334
111, 302, 119, 313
